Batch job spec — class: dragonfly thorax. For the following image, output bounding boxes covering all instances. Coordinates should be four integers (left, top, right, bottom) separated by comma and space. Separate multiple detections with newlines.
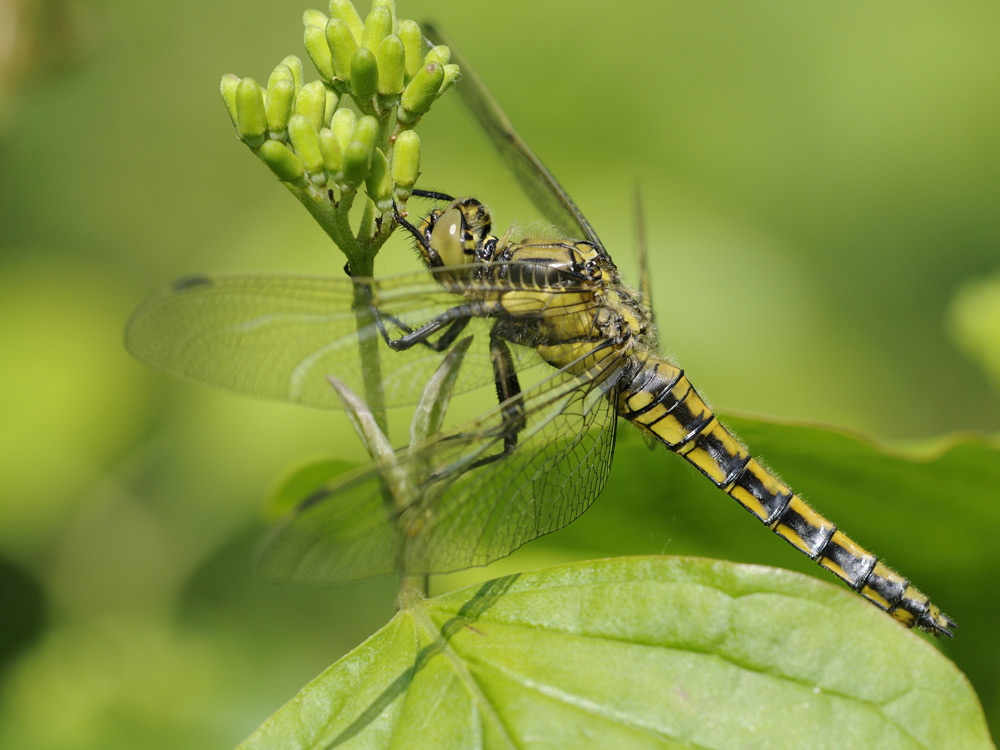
412, 195, 649, 373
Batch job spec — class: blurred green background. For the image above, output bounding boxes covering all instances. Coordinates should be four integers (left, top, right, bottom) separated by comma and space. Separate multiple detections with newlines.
2, 0, 999, 747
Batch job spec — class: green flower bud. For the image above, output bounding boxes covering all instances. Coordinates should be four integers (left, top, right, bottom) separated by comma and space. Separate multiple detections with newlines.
287, 114, 325, 181
341, 140, 371, 185
398, 62, 443, 124
304, 25, 334, 80
318, 127, 343, 174
366, 148, 392, 212
358, 196, 377, 242
324, 87, 339, 125
236, 77, 267, 147
372, 0, 396, 33
391, 129, 420, 189
267, 63, 295, 90
260, 140, 305, 184
350, 47, 378, 101
328, 0, 363, 42
265, 78, 295, 137
326, 19, 358, 81
361, 7, 392, 52
398, 20, 423, 80
280, 55, 305, 92
439, 63, 461, 95
302, 8, 328, 28
377, 35, 405, 95
220, 74, 240, 126
426, 45, 450, 66
294, 80, 327, 132
353, 115, 379, 154
330, 107, 356, 149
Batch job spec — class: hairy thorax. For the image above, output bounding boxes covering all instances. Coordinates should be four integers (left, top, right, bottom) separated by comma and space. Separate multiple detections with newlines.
479, 236, 650, 377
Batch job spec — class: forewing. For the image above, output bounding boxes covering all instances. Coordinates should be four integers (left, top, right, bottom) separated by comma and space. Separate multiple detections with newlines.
125, 270, 543, 409
424, 23, 603, 248
256, 342, 625, 583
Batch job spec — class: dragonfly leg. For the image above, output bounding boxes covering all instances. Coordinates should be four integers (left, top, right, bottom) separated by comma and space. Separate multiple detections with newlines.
410, 188, 456, 202
464, 327, 527, 471
377, 304, 472, 352
342, 263, 474, 352
355, 282, 476, 352
393, 202, 429, 248
377, 305, 474, 352
427, 325, 528, 482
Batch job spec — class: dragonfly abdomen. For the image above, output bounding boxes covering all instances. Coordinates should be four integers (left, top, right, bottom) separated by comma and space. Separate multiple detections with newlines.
617, 355, 955, 637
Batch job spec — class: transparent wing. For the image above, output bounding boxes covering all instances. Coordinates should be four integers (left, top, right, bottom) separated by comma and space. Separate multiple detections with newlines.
125, 268, 583, 409
424, 23, 603, 248
633, 184, 654, 321
633, 182, 659, 351
255, 341, 626, 583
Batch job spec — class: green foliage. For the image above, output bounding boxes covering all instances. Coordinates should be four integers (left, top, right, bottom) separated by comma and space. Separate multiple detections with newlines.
239, 558, 991, 750
265, 457, 357, 518
949, 270, 1000, 388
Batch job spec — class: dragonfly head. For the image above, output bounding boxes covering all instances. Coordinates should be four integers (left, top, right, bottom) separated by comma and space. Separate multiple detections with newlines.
417, 198, 498, 280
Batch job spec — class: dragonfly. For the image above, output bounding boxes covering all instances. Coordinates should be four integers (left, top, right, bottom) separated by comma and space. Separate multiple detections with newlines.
125, 25, 955, 637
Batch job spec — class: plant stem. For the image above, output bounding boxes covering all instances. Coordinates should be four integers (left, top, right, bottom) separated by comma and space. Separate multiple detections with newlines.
397, 573, 429, 607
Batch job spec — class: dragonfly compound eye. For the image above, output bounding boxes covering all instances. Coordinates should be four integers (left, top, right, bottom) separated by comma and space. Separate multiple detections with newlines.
429, 207, 468, 267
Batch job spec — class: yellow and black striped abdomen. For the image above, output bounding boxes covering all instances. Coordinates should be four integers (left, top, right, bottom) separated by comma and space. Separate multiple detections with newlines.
617, 355, 955, 637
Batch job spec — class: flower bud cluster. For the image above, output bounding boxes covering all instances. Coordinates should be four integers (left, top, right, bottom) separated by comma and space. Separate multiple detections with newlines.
220, 1, 456, 208
301, 2, 458, 123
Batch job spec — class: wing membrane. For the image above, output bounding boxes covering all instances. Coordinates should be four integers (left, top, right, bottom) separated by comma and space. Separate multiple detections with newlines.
424, 23, 603, 248
126, 266, 605, 409
127, 272, 453, 409
256, 339, 626, 582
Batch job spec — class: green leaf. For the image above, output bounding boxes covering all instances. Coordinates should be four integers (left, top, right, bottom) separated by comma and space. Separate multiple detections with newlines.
237, 557, 991, 749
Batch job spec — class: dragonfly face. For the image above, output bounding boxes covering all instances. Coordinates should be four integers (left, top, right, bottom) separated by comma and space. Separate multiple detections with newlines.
416, 198, 498, 271
125, 25, 955, 638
